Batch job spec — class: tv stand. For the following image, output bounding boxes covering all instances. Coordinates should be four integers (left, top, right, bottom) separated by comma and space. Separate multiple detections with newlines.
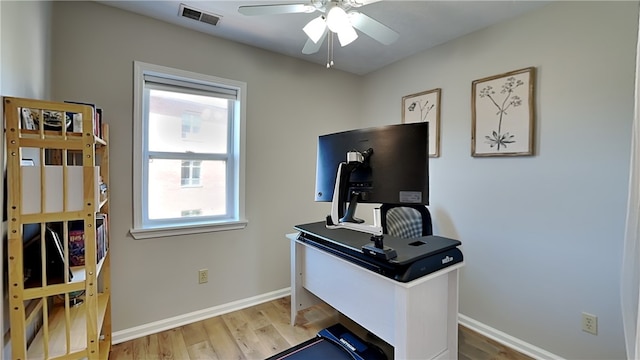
326, 153, 383, 237
340, 191, 364, 223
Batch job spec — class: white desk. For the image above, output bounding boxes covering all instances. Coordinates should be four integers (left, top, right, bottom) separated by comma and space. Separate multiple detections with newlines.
288, 233, 463, 360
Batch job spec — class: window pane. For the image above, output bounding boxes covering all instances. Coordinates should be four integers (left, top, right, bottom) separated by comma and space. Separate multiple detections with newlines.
192, 163, 201, 185
181, 162, 190, 186
147, 159, 227, 220
148, 89, 229, 153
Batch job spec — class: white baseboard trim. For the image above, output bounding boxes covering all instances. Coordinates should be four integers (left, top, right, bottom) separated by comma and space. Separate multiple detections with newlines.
112, 287, 291, 345
458, 314, 564, 360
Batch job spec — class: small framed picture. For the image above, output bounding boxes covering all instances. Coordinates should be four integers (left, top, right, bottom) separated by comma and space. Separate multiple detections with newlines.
472, 67, 536, 157
402, 88, 441, 157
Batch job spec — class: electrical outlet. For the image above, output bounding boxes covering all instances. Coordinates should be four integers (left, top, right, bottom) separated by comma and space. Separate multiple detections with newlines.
198, 269, 208, 284
582, 312, 597, 335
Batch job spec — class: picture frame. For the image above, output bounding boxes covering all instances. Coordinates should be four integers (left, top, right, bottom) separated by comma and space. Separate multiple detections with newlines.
471, 67, 536, 157
402, 88, 441, 158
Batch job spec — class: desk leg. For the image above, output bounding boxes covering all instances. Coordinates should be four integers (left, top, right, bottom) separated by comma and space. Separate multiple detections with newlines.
393, 271, 458, 359
447, 269, 460, 360
290, 237, 322, 326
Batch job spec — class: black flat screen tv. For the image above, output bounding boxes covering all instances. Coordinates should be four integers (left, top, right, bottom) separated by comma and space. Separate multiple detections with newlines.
315, 122, 429, 221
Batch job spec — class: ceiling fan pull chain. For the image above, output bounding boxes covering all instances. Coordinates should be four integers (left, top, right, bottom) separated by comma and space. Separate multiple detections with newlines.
327, 32, 335, 68
326, 33, 331, 68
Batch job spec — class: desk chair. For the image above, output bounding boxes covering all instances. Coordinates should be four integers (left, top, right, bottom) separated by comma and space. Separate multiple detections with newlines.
380, 204, 433, 239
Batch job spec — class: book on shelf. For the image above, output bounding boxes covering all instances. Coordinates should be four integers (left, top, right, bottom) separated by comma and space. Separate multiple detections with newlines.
66, 214, 109, 266
96, 213, 108, 262
63, 100, 103, 138
69, 221, 85, 266
19, 107, 73, 132
20, 108, 38, 130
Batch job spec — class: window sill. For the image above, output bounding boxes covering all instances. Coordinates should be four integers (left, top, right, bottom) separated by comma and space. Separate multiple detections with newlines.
129, 220, 248, 240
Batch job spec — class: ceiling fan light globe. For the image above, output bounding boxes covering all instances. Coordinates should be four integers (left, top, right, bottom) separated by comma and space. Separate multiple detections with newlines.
326, 6, 350, 33
303, 16, 327, 43
337, 25, 358, 46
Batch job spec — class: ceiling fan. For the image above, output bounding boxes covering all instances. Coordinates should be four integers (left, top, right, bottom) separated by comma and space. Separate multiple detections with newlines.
238, 0, 399, 65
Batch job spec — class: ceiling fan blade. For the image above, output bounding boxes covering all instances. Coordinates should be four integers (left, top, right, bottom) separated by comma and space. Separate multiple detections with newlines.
302, 29, 328, 54
346, 0, 381, 7
238, 3, 314, 16
349, 12, 399, 45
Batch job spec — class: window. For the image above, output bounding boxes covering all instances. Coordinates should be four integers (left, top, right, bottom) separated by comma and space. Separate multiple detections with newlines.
181, 111, 201, 138
131, 62, 247, 239
181, 160, 202, 187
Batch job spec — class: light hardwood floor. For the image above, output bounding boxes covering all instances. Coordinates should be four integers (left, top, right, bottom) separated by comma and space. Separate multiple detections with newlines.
110, 296, 533, 360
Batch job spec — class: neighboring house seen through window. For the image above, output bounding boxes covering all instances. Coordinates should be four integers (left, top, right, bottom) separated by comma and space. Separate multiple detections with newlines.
131, 62, 247, 239
181, 111, 201, 138
181, 160, 202, 187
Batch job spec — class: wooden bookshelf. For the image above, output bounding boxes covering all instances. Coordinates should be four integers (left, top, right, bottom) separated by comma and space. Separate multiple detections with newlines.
4, 97, 111, 360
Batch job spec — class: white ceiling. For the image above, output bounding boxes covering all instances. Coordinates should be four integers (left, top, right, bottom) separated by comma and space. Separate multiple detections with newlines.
97, 0, 550, 75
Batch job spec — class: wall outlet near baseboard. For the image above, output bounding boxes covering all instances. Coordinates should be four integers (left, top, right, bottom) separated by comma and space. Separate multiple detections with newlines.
198, 269, 208, 284
582, 312, 597, 335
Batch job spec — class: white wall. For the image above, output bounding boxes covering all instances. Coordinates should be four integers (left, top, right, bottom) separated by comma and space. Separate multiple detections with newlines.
1, 1, 53, 357
361, 2, 636, 359
50, 1, 362, 333
1, 1, 51, 99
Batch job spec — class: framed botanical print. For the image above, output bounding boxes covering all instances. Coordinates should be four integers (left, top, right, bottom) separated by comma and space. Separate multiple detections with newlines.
471, 67, 536, 157
402, 88, 441, 157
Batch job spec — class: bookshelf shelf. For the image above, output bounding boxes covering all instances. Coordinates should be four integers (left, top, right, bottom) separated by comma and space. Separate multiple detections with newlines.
26, 294, 111, 359
4, 97, 111, 360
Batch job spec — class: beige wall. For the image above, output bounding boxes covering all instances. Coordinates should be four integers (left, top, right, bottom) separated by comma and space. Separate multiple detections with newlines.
50, 0, 362, 333
361, 2, 636, 359
0, 1, 51, 99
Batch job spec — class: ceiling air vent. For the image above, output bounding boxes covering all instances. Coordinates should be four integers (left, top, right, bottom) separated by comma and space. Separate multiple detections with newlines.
179, 4, 221, 26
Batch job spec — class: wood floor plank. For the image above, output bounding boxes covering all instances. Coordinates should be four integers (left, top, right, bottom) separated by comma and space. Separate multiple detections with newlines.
202, 316, 245, 360
110, 341, 133, 360
271, 295, 338, 331
186, 340, 218, 360
169, 328, 192, 360
257, 302, 317, 346
131, 332, 160, 360
156, 328, 190, 360
241, 302, 273, 331
181, 321, 210, 347
253, 324, 291, 357
221, 311, 270, 359
157, 330, 174, 360
459, 325, 534, 360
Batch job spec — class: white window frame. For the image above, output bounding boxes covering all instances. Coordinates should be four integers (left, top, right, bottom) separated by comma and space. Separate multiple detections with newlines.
130, 61, 247, 239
